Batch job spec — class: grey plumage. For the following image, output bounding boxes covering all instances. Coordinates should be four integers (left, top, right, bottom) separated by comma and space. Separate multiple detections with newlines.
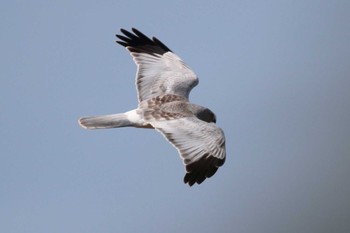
79, 113, 132, 129
79, 28, 226, 186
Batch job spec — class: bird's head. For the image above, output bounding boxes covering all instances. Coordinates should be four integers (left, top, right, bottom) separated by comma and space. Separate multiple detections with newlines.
190, 105, 217, 123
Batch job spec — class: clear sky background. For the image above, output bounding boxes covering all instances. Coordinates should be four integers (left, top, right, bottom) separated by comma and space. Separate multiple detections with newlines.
1, 1, 350, 233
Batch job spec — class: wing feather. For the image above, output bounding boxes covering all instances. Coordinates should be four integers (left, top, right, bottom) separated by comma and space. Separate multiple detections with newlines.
116, 28, 198, 102
150, 117, 226, 186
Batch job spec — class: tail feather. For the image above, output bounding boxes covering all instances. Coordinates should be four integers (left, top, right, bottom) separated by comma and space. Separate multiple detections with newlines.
78, 113, 134, 129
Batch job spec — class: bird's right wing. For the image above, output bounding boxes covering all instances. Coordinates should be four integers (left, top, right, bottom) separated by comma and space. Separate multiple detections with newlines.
116, 28, 199, 102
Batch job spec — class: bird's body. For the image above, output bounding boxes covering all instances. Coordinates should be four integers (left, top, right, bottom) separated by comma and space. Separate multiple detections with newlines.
79, 28, 226, 186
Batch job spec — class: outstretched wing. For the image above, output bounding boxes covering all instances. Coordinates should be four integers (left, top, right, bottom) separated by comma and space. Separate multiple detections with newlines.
116, 28, 199, 102
150, 117, 226, 186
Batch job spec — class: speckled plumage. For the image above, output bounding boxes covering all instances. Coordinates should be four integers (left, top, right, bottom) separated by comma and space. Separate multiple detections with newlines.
79, 28, 226, 186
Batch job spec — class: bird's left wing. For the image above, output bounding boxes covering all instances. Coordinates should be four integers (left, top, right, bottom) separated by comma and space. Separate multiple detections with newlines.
149, 117, 226, 186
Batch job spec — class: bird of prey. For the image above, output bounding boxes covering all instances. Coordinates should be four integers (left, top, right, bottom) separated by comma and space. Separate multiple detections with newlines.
78, 28, 226, 186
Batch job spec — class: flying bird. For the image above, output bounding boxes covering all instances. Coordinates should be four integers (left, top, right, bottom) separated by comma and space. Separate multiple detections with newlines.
78, 28, 226, 186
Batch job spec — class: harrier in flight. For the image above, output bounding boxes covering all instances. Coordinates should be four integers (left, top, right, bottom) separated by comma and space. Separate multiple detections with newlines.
79, 28, 226, 186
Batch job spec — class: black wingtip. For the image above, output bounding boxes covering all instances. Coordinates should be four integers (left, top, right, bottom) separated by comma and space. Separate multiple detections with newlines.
183, 156, 225, 186
115, 28, 172, 54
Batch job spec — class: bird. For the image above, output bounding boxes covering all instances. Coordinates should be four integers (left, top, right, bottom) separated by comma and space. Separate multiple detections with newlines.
78, 28, 226, 186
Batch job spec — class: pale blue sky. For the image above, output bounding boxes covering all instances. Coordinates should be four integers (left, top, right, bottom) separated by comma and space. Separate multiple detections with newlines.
1, 1, 350, 233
